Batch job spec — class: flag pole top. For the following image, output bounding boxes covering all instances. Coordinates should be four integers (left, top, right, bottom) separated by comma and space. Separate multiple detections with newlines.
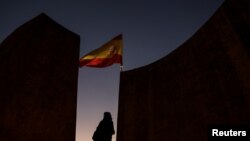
120, 65, 123, 72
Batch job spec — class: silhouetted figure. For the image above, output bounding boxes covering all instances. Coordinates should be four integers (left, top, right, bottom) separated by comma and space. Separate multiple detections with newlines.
92, 112, 115, 141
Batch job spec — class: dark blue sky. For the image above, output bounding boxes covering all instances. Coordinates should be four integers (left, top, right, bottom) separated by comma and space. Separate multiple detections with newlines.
0, 0, 224, 141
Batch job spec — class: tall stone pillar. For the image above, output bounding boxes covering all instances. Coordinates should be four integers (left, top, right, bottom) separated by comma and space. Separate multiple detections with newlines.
0, 13, 80, 141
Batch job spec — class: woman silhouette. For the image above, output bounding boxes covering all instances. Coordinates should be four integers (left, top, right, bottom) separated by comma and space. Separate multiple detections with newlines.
92, 112, 115, 141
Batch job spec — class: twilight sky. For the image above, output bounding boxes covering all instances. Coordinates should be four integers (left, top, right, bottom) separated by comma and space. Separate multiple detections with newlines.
0, 0, 224, 141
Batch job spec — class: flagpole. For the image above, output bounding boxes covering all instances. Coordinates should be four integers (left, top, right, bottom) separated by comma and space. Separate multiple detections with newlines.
120, 65, 123, 72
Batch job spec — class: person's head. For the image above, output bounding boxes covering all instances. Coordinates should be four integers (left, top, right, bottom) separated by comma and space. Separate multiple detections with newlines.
103, 112, 112, 120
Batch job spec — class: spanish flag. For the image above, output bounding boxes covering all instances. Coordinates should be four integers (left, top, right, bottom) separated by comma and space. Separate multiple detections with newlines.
79, 34, 123, 68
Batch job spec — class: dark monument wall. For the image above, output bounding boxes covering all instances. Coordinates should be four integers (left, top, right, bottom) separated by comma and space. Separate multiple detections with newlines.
117, 0, 250, 141
0, 13, 80, 141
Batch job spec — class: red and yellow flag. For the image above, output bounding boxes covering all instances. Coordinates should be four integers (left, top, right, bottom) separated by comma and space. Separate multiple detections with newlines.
79, 34, 123, 68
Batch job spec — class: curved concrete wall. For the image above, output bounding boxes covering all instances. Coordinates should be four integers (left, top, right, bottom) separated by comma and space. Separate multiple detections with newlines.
117, 0, 250, 141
